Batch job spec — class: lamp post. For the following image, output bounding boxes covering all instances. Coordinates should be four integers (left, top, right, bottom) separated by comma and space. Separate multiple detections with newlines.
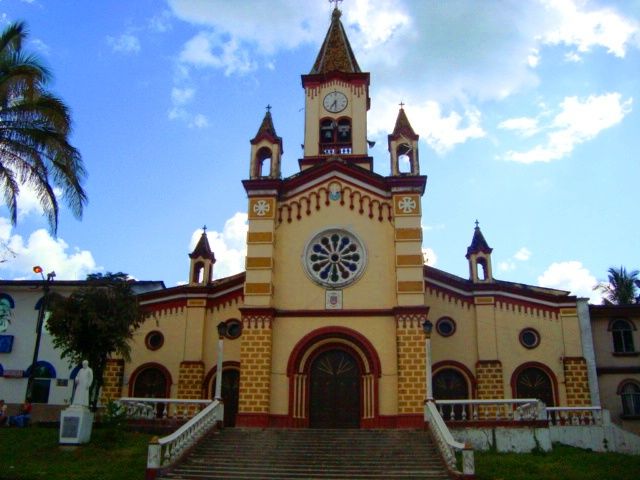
422, 319, 433, 402
26, 266, 55, 402
214, 321, 227, 402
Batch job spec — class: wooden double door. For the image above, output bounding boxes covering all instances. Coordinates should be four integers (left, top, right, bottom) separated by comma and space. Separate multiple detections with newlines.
309, 349, 361, 428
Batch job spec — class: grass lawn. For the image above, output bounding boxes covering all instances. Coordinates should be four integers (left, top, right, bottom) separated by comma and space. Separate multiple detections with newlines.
475, 444, 640, 480
0, 426, 152, 480
2, 427, 639, 480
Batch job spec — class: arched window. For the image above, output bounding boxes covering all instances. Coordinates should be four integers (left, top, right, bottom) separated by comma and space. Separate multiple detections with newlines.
255, 146, 272, 177
433, 368, 470, 419
131, 365, 171, 417
611, 319, 635, 353
619, 381, 640, 416
476, 258, 488, 281
320, 119, 334, 144
514, 366, 555, 407
192, 261, 204, 284
337, 119, 351, 143
396, 143, 413, 174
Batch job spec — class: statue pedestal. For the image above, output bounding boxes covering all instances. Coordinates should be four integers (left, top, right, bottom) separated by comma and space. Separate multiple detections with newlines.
59, 405, 94, 445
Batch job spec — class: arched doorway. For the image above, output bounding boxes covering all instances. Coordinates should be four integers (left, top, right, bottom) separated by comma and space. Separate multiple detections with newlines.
211, 369, 240, 427
433, 368, 470, 420
309, 349, 360, 428
287, 327, 381, 428
513, 365, 556, 407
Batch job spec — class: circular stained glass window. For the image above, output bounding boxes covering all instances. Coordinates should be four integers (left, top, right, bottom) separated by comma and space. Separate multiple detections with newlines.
145, 331, 164, 351
304, 229, 366, 288
436, 317, 456, 337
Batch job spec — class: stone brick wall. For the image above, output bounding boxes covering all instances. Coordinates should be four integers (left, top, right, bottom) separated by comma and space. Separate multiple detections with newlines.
100, 359, 124, 403
563, 357, 591, 406
475, 360, 504, 418
238, 314, 272, 414
396, 314, 427, 414
177, 361, 205, 399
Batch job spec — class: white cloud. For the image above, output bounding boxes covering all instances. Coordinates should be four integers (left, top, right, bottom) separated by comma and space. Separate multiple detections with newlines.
538, 260, 600, 303
179, 32, 257, 76
189, 114, 209, 129
498, 247, 531, 273
107, 33, 141, 54
503, 93, 632, 163
149, 10, 173, 33
540, 0, 640, 59
527, 48, 540, 68
188, 212, 248, 280
171, 87, 195, 106
514, 247, 532, 261
498, 260, 516, 272
369, 95, 486, 155
422, 247, 437, 267
498, 117, 540, 137
0, 218, 99, 280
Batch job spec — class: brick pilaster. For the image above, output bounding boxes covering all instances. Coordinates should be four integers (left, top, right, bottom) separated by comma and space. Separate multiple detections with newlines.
100, 359, 124, 403
177, 361, 205, 399
395, 307, 429, 415
563, 357, 591, 406
238, 308, 273, 423
475, 360, 504, 418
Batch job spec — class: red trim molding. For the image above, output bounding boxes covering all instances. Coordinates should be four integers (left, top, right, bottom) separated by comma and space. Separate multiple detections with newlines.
510, 361, 559, 407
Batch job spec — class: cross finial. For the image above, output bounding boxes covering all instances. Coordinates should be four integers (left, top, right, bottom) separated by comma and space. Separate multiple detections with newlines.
329, 0, 343, 10
266, 104, 272, 112
399, 101, 405, 109
474, 219, 479, 229
202, 225, 207, 234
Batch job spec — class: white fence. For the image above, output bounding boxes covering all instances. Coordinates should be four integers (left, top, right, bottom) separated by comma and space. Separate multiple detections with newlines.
425, 401, 475, 477
145, 399, 223, 479
435, 398, 546, 422
547, 406, 603, 426
116, 397, 212, 420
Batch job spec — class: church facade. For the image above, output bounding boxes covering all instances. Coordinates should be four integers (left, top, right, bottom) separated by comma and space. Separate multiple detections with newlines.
106, 8, 594, 429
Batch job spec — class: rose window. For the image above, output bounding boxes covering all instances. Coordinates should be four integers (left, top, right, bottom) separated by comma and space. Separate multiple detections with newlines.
304, 229, 366, 288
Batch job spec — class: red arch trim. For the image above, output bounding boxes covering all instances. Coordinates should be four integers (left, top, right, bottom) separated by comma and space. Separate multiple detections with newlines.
616, 378, 640, 395
128, 362, 173, 398
287, 326, 381, 377
509, 361, 559, 406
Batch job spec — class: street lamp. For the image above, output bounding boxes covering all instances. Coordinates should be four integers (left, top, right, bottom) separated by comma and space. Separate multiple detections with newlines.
214, 321, 227, 402
422, 319, 433, 402
26, 266, 56, 402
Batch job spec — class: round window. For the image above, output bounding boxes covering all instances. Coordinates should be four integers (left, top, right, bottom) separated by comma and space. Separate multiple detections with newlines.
519, 328, 540, 349
436, 317, 456, 337
225, 319, 243, 339
145, 331, 164, 351
303, 229, 366, 288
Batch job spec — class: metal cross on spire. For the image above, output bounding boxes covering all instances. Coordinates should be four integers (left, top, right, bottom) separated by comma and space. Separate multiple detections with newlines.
266, 104, 272, 113
474, 219, 480, 228
329, 0, 343, 10
399, 101, 405, 109
202, 225, 207, 233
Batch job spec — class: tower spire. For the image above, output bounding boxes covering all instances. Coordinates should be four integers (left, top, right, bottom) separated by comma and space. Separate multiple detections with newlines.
466, 221, 494, 283
310, 5, 361, 74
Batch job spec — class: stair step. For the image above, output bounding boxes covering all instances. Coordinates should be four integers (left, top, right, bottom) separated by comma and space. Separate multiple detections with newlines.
157, 428, 450, 480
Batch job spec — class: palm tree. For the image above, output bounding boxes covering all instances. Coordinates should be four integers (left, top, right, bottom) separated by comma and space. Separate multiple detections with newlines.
594, 266, 640, 305
0, 21, 86, 234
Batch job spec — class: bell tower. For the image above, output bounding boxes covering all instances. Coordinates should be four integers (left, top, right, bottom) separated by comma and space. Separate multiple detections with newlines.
466, 221, 494, 283
300, 7, 371, 170
189, 227, 215, 286
388, 105, 420, 176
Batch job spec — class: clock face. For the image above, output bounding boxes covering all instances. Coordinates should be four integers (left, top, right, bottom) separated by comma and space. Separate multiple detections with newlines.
323, 91, 348, 113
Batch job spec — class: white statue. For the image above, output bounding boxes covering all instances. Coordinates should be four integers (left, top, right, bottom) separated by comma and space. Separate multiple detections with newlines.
72, 360, 93, 407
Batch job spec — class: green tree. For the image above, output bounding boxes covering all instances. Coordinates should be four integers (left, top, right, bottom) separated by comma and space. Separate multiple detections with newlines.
594, 266, 640, 305
47, 273, 144, 409
0, 21, 86, 233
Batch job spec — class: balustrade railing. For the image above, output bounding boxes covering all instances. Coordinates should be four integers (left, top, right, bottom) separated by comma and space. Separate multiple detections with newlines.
435, 398, 545, 423
116, 397, 212, 420
425, 400, 474, 477
145, 399, 223, 479
547, 406, 603, 426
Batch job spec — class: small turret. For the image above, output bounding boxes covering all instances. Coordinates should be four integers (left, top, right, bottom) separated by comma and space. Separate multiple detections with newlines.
249, 106, 283, 179
388, 104, 419, 175
189, 226, 216, 286
466, 220, 493, 283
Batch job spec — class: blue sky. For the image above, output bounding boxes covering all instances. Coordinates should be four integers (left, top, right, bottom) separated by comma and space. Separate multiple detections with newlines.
0, 0, 638, 303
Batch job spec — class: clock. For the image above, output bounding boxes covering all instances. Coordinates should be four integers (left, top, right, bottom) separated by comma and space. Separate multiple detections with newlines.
323, 91, 348, 113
